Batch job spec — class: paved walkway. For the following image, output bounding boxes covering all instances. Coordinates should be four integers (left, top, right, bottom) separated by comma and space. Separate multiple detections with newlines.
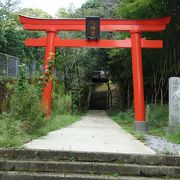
24, 110, 155, 154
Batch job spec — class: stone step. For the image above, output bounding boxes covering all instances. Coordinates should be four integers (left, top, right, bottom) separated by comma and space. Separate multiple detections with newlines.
0, 149, 179, 166
0, 159, 180, 178
0, 171, 168, 180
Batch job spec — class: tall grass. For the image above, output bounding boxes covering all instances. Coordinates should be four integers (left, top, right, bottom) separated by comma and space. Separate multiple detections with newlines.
110, 104, 180, 144
0, 114, 24, 147
0, 64, 44, 147
110, 109, 134, 133
10, 64, 44, 133
52, 82, 72, 115
148, 104, 168, 136
0, 65, 80, 148
168, 133, 180, 144
30, 114, 81, 139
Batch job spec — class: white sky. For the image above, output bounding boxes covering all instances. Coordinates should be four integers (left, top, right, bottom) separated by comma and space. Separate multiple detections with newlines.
20, 0, 87, 16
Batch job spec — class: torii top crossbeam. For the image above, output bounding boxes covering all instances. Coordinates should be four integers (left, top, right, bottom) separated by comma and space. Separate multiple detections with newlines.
19, 15, 170, 32
19, 15, 170, 48
19, 15, 171, 132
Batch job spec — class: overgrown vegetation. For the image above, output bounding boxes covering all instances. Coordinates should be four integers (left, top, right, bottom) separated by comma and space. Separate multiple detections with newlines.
0, 112, 80, 147
148, 105, 169, 136
168, 133, 180, 144
110, 104, 180, 144
10, 64, 44, 133
52, 81, 73, 115
0, 64, 80, 147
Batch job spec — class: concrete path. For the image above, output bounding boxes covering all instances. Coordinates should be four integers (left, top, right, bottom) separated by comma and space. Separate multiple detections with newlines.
24, 110, 155, 154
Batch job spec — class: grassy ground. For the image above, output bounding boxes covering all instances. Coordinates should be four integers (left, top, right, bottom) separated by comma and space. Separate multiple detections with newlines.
0, 69, 82, 148
0, 114, 81, 148
110, 104, 180, 144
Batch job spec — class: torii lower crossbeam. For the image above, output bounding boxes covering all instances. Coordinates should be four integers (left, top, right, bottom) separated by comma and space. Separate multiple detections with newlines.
25, 38, 163, 48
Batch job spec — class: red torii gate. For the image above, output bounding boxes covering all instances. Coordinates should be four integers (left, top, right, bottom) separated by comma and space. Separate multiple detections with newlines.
19, 15, 171, 132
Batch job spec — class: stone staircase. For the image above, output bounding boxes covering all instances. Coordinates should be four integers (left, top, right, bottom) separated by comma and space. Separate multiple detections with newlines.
0, 149, 180, 180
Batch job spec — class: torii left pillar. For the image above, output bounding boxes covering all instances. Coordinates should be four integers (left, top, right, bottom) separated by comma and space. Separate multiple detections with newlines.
41, 30, 57, 116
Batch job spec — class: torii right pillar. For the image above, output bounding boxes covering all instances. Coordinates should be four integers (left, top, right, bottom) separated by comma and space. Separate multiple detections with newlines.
129, 17, 171, 132
131, 31, 146, 131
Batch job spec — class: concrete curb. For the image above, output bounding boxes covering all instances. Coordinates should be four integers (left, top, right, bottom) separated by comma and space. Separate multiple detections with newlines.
0, 171, 167, 180
0, 149, 179, 166
0, 159, 180, 177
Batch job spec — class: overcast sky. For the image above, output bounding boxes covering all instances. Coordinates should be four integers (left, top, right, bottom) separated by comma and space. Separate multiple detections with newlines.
20, 0, 87, 16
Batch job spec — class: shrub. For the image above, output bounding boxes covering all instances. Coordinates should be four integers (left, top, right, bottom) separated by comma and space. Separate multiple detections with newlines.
52, 81, 72, 115
148, 104, 168, 129
0, 113, 23, 147
10, 64, 44, 133
0, 64, 81, 147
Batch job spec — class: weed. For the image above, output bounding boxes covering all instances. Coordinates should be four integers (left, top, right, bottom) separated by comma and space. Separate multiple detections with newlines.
148, 104, 168, 136
110, 109, 134, 133
51, 81, 73, 115
110, 104, 179, 144
68, 156, 77, 162
164, 175, 171, 179
112, 173, 119, 180
10, 64, 44, 133
0, 64, 81, 147
30, 114, 81, 139
167, 132, 180, 144
134, 133, 145, 141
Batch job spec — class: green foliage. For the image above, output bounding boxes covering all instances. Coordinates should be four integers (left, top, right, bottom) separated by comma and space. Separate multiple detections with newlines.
81, 0, 100, 9
0, 63, 44, 147
56, 7, 74, 18
0, 113, 23, 147
77, 0, 119, 18
0, 27, 26, 58
0, 3, 46, 61
111, 108, 146, 141
0, 112, 80, 147
18, 8, 52, 18
10, 64, 44, 133
110, 104, 177, 143
116, 0, 178, 19
110, 109, 134, 132
0, 64, 80, 147
117, 0, 161, 19
52, 82, 72, 115
148, 104, 168, 129
167, 132, 180, 144
31, 114, 80, 138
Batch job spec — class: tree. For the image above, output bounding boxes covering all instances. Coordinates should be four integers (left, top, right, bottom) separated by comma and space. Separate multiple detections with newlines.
114, 0, 180, 105
18, 8, 52, 18
0, 0, 20, 12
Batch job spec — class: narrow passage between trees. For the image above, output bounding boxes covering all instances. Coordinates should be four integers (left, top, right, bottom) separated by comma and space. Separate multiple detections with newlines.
89, 83, 108, 110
